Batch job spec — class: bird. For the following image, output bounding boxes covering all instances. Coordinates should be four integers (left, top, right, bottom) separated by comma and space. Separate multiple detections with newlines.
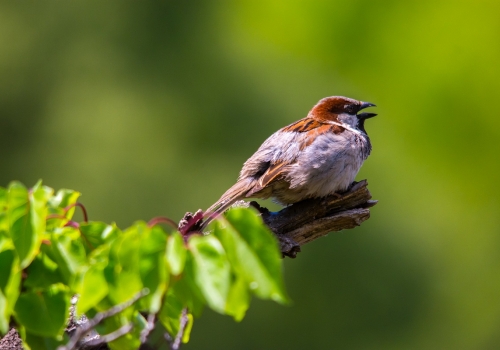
202, 96, 376, 228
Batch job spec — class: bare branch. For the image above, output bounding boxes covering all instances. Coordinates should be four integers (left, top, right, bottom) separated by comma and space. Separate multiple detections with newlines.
59, 288, 149, 350
140, 313, 156, 344
172, 309, 189, 350
84, 323, 134, 347
235, 180, 377, 258
165, 308, 189, 350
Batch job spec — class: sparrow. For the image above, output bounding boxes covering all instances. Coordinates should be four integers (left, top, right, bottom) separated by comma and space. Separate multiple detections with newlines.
202, 96, 376, 228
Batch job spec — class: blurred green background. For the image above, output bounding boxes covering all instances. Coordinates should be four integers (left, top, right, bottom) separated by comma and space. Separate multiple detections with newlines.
1, 1, 499, 349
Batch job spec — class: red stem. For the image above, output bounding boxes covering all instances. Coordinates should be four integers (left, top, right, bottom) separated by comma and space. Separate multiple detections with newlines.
64, 203, 88, 222
147, 217, 179, 230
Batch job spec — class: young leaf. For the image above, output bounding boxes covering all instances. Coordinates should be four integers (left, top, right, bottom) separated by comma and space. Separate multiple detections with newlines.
24, 331, 68, 350
14, 284, 70, 337
214, 208, 289, 304
0, 291, 9, 335
79, 222, 120, 250
188, 235, 231, 314
104, 223, 143, 305
74, 244, 110, 314
24, 250, 65, 289
138, 225, 169, 313
166, 231, 186, 276
167, 259, 206, 318
49, 227, 86, 284
48, 188, 80, 215
182, 313, 194, 344
158, 288, 184, 336
0, 245, 21, 334
225, 275, 250, 322
75, 264, 109, 315
104, 311, 145, 350
8, 181, 52, 268
158, 288, 194, 343
0, 187, 7, 232
46, 188, 81, 230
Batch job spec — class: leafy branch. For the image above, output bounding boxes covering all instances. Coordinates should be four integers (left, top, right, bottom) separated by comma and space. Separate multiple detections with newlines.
0, 181, 289, 349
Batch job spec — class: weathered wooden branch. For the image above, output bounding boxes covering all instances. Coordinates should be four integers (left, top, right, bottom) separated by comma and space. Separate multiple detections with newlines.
236, 180, 377, 258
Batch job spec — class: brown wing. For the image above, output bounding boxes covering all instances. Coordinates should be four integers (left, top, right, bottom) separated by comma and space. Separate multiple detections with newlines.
282, 118, 324, 133
282, 117, 344, 151
246, 161, 289, 197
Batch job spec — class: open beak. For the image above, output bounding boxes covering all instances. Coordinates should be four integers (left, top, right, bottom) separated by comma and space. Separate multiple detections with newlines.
357, 101, 377, 119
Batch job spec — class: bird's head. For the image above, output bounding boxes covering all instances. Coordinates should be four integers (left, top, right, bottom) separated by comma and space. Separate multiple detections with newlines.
308, 96, 377, 133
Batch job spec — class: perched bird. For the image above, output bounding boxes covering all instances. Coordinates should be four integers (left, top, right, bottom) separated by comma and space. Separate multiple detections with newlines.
203, 96, 376, 227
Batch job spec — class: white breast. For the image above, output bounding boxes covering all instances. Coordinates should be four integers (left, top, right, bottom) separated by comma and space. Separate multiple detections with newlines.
286, 131, 369, 198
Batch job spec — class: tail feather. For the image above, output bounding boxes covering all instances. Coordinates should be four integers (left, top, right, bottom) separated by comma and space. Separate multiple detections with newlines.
202, 179, 254, 229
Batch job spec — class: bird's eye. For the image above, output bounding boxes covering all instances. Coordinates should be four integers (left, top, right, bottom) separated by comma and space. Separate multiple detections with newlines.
344, 104, 356, 114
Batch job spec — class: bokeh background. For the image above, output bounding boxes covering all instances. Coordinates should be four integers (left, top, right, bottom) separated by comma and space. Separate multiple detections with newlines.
1, 1, 500, 349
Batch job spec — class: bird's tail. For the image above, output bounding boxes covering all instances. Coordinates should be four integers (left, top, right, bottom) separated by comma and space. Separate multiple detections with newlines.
201, 178, 254, 230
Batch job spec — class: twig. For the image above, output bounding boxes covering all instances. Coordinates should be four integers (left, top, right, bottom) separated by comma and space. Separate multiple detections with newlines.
172, 309, 188, 350
165, 308, 189, 350
84, 323, 133, 347
59, 288, 149, 350
140, 313, 156, 344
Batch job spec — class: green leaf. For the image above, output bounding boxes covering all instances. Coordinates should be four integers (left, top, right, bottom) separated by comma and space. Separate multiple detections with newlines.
75, 264, 108, 315
0, 243, 16, 292
0, 246, 21, 334
0, 187, 7, 232
225, 275, 250, 322
188, 235, 231, 314
158, 288, 194, 343
158, 288, 184, 336
104, 223, 143, 305
166, 231, 186, 276
0, 231, 12, 252
24, 331, 67, 350
14, 284, 70, 337
74, 244, 109, 315
139, 225, 168, 313
46, 188, 81, 230
105, 311, 145, 350
49, 227, 86, 284
182, 313, 194, 343
48, 188, 81, 215
79, 221, 120, 250
0, 291, 9, 336
214, 207, 289, 304
167, 259, 206, 317
8, 181, 52, 268
24, 250, 65, 289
